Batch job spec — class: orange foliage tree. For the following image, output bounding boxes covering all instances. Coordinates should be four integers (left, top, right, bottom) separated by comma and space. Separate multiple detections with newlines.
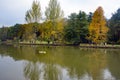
88, 6, 108, 44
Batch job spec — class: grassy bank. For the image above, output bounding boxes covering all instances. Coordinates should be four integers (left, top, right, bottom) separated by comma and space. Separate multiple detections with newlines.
1, 40, 120, 49
18, 42, 120, 49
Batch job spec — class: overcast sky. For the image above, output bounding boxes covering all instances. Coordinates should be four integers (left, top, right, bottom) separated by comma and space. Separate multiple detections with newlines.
0, 0, 120, 27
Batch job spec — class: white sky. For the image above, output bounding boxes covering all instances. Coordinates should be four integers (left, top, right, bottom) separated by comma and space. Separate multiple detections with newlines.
0, 0, 120, 27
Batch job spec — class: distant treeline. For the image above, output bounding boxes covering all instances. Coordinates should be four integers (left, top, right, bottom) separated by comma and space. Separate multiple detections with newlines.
0, 0, 120, 45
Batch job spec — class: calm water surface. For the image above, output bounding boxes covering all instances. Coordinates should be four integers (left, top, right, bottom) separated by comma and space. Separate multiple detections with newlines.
0, 45, 120, 80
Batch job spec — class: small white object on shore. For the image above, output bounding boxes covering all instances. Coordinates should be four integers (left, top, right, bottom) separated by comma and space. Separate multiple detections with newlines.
39, 51, 46, 54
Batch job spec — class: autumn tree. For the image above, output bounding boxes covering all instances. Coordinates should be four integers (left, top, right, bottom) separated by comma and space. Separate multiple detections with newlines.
39, 21, 53, 43
88, 6, 108, 44
45, 0, 64, 43
24, 0, 42, 42
21, 23, 42, 42
25, 0, 41, 23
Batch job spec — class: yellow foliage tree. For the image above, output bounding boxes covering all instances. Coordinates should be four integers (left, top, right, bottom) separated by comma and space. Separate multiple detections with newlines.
88, 6, 108, 44
41, 21, 53, 41
45, 0, 64, 43
22, 23, 36, 42
40, 20, 64, 44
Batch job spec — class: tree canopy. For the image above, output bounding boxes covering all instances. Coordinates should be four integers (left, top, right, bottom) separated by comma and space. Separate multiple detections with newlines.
45, 0, 64, 21
45, 0, 64, 43
108, 8, 120, 43
25, 0, 41, 23
64, 11, 89, 45
1, 2, 120, 45
88, 6, 108, 44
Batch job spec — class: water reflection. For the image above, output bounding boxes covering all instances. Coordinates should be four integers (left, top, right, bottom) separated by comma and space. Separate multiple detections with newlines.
86, 50, 107, 80
24, 60, 62, 80
43, 64, 62, 80
103, 69, 115, 80
0, 45, 120, 80
107, 50, 120, 79
24, 62, 40, 80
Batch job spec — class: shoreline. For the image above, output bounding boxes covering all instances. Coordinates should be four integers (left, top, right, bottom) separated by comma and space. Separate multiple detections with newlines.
3, 42, 120, 49
1, 41, 120, 49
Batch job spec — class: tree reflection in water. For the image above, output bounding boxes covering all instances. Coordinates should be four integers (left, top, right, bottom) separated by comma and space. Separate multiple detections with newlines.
43, 64, 62, 80
24, 62, 40, 80
0, 45, 120, 80
24, 62, 62, 80
86, 49, 107, 80
23, 46, 62, 80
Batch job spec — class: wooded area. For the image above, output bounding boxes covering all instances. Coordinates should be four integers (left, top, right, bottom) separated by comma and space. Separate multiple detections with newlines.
0, 0, 120, 45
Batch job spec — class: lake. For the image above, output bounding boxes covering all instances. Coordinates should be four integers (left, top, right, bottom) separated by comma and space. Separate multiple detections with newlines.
0, 45, 120, 80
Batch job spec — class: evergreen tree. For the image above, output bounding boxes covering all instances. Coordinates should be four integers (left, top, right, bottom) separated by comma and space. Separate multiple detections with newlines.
64, 11, 89, 45
87, 12, 93, 23
108, 8, 120, 43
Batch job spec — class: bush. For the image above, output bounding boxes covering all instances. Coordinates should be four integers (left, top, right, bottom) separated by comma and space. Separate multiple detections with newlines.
117, 40, 120, 44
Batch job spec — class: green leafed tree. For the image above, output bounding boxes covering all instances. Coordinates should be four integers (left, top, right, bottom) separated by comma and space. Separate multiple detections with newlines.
7, 24, 23, 40
64, 11, 89, 45
45, 0, 64, 21
0, 26, 9, 41
88, 6, 108, 44
87, 12, 93, 24
108, 8, 120, 43
25, 0, 41, 23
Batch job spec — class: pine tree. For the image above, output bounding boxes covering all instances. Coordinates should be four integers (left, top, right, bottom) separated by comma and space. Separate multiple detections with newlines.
108, 8, 120, 43
64, 11, 89, 45
88, 6, 108, 44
